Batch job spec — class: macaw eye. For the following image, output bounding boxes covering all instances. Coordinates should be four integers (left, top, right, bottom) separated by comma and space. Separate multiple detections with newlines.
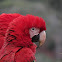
32, 28, 35, 30
31, 27, 40, 32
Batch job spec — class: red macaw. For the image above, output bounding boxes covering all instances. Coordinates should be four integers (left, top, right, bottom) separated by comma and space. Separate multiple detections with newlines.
0, 13, 46, 62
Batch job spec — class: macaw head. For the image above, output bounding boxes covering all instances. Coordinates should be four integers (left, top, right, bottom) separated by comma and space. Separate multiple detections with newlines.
5, 14, 46, 48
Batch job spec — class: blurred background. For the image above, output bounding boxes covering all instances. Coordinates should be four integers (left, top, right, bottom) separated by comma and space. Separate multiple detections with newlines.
0, 0, 62, 62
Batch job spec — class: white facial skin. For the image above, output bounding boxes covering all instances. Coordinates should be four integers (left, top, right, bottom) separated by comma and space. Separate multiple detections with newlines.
29, 27, 46, 46
29, 27, 40, 38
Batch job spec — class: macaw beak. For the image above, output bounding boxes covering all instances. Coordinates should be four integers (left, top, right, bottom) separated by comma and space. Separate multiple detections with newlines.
32, 31, 46, 46
39, 31, 46, 46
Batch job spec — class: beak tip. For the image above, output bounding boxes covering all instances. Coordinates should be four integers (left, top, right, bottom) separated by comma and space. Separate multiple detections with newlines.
39, 31, 46, 46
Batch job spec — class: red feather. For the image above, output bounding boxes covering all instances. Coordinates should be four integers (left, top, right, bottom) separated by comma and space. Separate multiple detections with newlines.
0, 14, 46, 62
0, 13, 20, 49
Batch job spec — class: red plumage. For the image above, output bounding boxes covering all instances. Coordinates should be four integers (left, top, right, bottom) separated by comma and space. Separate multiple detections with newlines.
0, 13, 20, 49
0, 13, 46, 62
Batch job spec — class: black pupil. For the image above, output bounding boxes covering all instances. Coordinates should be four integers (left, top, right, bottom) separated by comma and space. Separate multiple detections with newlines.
32, 28, 34, 30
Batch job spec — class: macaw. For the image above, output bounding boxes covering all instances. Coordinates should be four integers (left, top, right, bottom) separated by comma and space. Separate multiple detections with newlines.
0, 13, 46, 62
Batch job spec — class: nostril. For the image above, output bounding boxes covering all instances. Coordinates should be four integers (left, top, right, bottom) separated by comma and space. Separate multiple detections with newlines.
32, 34, 39, 42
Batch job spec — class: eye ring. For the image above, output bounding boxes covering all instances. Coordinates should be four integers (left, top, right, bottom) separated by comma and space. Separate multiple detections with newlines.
32, 28, 35, 30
